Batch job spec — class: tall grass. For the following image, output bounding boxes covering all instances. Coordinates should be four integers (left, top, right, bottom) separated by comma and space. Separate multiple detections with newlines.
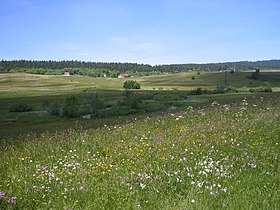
0, 94, 279, 209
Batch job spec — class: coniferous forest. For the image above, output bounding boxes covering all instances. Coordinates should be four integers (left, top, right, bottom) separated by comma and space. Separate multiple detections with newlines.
1, 59, 280, 77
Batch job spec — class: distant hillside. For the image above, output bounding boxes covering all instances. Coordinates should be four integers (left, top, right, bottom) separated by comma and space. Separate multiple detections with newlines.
1, 59, 280, 76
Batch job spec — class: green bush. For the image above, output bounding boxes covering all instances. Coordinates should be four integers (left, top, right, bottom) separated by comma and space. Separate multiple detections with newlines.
215, 86, 226, 94
224, 86, 238, 93
123, 90, 142, 109
189, 87, 202, 95
41, 100, 49, 110
250, 86, 272, 93
153, 93, 185, 101
62, 96, 79, 118
123, 80, 141, 89
9, 103, 33, 112
251, 69, 260, 80
48, 103, 61, 116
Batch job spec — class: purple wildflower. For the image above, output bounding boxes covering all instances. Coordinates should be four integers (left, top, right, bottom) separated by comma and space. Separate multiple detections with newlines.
0, 191, 5, 199
8, 196, 16, 203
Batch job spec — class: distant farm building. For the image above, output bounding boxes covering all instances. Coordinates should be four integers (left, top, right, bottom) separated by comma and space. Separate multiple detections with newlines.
63, 72, 71, 76
118, 74, 129, 78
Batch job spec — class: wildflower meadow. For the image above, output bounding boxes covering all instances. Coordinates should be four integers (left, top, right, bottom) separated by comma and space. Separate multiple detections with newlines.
0, 94, 279, 209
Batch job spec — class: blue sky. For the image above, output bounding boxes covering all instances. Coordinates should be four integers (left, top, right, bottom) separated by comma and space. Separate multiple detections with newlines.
0, 0, 280, 64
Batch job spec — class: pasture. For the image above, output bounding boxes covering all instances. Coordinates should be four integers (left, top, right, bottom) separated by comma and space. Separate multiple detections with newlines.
0, 93, 279, 209
0, 71, 280, 138
0, 71, 280, 209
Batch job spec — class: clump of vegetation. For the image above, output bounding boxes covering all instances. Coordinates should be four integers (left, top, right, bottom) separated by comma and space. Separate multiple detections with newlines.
153, 92, 187, 101
189, 87, 202, 95
62, 96, 79, 118
42, 100, 61, 116
251, 69, 260, 80
47, 102, 61, 116
81, 88, 104, 118
41, 100, 49, 110
188, 86, 240, 95
120, 90, 142, 109
123, 80, 141, 89
250, 86, 272, 93
9, 103, 32, 112
215, 86, 238, 94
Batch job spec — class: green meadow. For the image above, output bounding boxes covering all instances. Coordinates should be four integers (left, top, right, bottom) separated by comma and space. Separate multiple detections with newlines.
0, 71, 280, 209
0, 71, 279, 137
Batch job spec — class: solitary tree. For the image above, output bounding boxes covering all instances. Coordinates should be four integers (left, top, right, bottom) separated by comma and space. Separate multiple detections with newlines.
62, 96, 79, 118
123, 80, 141, 89
252, 69, 260, 80
82, 88, 104, 117
123, 90, 142, 109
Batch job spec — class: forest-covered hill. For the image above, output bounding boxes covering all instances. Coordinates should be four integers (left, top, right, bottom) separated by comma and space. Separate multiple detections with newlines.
1, 59, 280, 77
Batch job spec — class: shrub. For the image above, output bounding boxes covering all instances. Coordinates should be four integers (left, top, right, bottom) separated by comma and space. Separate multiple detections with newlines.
82, 88, 104, 118
47, 103, 61, 116
119, 90, 142, 109
153, 93, 185, 101
41, 100, 49, 110
9, 103, 32, 112
196, 87, 202, 95
215, 86, 226, 94
263, 86, 272, 92
189, 87, 202, 95
123, 80, 141, 89
251, 69, 260, 80
250, 86, 272, 93
224, 86, 238, 93
62, 96, 79, 118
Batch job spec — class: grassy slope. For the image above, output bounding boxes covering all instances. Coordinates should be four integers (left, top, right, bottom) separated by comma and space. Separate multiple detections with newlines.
0, 93, 279, 209
0, 71, 279, 138
1, 71, 279, 98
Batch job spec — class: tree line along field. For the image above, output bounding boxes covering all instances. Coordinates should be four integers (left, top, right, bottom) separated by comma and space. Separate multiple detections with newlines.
0, 93, 279, 209
0, 71, 280, 138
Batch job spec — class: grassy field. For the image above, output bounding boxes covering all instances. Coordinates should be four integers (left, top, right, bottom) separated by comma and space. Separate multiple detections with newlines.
0, 71, 280, 138
0, 93, 279, 209
1, 71, 280, 97
0, 71, 280, 209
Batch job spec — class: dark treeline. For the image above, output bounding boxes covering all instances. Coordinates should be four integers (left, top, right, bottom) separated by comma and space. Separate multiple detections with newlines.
155, 60, 280, 72
1, 59, 280, 77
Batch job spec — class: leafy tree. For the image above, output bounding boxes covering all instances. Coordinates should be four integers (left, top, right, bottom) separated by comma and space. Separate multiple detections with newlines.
251, 69, 260, 80
82, 88, 104, 117
122, 90, 142, 109
47, 102, 61, 116
62, 96, 79, 118
41, 99, 49, 110
123, 80, 141, 89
